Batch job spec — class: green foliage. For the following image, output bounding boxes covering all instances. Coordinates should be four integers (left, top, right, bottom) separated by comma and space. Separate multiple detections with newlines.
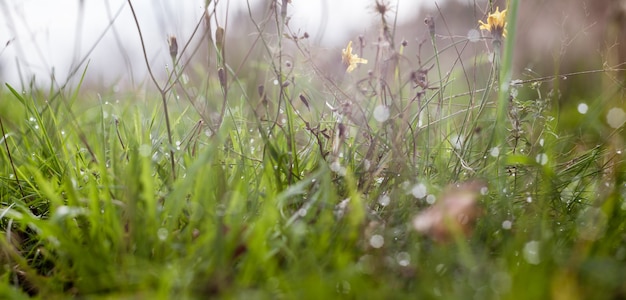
0, 1, 625, 299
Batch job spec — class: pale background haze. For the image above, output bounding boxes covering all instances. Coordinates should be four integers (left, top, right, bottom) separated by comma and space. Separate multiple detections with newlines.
0, 0, 433, 87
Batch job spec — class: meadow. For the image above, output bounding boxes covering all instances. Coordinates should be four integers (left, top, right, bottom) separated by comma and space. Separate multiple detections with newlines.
0, 0, 625, 299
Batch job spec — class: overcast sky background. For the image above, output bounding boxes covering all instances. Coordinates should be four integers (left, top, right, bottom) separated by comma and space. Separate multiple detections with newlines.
0, 0, 438, 87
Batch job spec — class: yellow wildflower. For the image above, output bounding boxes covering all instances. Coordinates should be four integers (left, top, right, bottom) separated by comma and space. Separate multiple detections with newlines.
341, 41, 368, 73
478, 7, 507, 39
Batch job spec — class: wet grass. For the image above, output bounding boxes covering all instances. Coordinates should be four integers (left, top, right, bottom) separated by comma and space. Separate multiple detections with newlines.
0, 1, 625, 299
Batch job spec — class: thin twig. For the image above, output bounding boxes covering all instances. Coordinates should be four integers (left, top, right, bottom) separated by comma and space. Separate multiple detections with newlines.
127, 0, 176, 181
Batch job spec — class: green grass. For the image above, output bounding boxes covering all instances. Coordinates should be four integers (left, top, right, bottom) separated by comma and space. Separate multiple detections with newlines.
1, 1, 625, 298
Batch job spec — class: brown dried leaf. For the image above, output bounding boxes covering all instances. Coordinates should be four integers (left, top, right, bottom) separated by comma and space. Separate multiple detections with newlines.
412, 180, 486, 243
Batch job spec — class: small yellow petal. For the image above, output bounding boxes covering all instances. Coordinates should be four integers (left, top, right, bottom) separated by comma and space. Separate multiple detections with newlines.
478, 6, 507, 39
341, 40, 368, 73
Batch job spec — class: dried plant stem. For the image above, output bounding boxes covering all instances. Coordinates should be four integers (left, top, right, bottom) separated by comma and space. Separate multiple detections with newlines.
127, 0, 176, 181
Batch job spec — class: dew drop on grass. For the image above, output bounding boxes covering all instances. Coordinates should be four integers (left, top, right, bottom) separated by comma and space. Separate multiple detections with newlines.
480, 186, 489, 195
577, 103, 588, 114
490, 147, 500, 157
523, 241, 541, 265
435, 264, 446, 274
373, 105, 390, 122
298, 208, 307, 217
336, 280, 351, 294
378, 194, 390, 206
396, 252, 410, 266
607, 107, 626, 128
330, 161, 346, 176
55, 206, 71, 217
535, 153, 548, 165
450, 134, 463, 150
369, 234, 384, 248
157, 228, 168, 241
502, 220, 512, 230
411, 183, 427, 199
467, 29, 480, 42
426, 194, 436, 204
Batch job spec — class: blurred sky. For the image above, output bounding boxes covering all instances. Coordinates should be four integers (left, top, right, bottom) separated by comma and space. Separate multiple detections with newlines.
0, 0, 434, 88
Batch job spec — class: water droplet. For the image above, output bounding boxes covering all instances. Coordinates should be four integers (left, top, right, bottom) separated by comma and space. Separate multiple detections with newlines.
502, 220, 512, 230
490, 147, 500, 157
298, 208, 307, 217
369, 234, 384, 248
539, 138, 544, 147
435, 264, 446, 274
396, 252, 411, 266
535, 153, 548, 165
577, 103, 588, 114
526, 196, 532, 203
607, 107, 626, 128
373, 105, 390, 122
450, 134, 464, 150
411, 183, 427, 199
467, 29, 480, 42
378, 194, 390, 206
523, 241, 541, 265
336, 280, 351, 294
480, 186, 489, 195
157, 228, 168, 241
426, 194, 436, 204
330, 161, 346, 176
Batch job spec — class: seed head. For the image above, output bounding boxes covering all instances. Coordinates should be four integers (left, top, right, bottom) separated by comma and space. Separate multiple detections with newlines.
168, 35, 178, 60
